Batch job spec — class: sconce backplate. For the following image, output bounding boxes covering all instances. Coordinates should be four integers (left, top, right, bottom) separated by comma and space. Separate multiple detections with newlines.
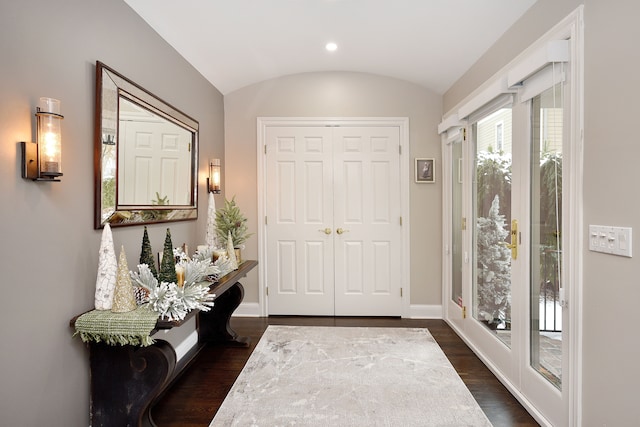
20, 141, 61, 182
21, 141, 38, 180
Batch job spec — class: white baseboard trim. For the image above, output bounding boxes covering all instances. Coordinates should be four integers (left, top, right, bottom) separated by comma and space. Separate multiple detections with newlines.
408, 304, 443, 319
232, 302, 262, 317
173, 330, 199, 362
232, 303, 442, 318
444, 319, 552, 427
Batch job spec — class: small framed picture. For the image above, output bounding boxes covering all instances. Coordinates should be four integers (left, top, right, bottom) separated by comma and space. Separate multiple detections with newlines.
415, 158, 435, 183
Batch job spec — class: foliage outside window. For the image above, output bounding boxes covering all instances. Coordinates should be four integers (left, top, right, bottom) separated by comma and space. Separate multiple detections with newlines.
475, 149, 562, 328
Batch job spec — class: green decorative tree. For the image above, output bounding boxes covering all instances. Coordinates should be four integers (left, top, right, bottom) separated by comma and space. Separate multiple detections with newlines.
539, 151, 562, 245
139, 226, 158, 279
215, 197, 252, 247
537, 151, 563, 299
159, 228, 178, 284
476, 195, 511, 326
476, 149, 512, 225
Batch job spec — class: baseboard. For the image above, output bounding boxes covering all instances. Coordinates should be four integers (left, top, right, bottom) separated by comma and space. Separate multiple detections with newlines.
444, 319, 552, 427
155, 316, 198, 362
173, 330, 199, 362
233, 303, 442, 318
408, 304, 443, 319
232, 302, 262, 317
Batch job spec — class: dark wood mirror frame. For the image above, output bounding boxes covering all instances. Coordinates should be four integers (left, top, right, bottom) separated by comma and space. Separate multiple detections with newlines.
94, 61, 199, 229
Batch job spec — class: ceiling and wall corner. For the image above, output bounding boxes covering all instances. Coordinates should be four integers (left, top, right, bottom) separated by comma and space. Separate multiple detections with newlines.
123, 0, 538, 95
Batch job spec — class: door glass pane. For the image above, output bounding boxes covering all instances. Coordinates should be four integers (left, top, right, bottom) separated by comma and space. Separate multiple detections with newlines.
451, 139, 463, 307
472, 107, 513, 347
530, 84, 563, 389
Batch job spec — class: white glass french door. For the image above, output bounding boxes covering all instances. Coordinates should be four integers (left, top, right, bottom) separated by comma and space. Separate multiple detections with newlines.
442, 11, 582, 426
462, 101, 521, 384
472, 106, 514, 347
444, 70, 571, 426
520, 80, 568, 425
442, 127, 465, 334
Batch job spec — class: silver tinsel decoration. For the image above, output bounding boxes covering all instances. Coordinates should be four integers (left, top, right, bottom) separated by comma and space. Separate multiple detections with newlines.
130, 258, 215, 321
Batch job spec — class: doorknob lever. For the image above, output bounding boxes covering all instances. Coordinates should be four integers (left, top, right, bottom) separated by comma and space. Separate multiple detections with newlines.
500, 220, 518, 260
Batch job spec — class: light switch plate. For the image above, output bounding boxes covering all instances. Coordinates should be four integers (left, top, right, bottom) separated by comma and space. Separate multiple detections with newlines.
589, 225, 632, 257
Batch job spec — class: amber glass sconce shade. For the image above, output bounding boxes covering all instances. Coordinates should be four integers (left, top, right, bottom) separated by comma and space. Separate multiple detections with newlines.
208, 159, 221, 193
21, 97, 64, 182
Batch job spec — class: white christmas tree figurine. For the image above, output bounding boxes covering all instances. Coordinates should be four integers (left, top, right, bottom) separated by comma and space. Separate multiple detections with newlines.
205, 192, 218, 248
94, 223, 118, 310
226, 230, 238, 270
112, 246, 138, 313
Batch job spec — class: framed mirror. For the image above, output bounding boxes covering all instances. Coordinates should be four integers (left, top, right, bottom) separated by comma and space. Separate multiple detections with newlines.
94, 61, 199, 229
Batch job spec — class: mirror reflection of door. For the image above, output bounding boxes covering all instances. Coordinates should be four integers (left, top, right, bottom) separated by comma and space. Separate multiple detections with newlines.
117, 97, 192, 207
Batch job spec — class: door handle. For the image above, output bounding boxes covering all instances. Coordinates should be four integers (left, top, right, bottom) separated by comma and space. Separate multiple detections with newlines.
501, 219, 518, 260
318, 228, 332, 235
336, 228, 350, 235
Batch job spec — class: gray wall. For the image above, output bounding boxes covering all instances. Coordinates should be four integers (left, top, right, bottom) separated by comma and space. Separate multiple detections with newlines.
0, 1, 224, 425
224, 72, 443, 306
444, 0, 640, 424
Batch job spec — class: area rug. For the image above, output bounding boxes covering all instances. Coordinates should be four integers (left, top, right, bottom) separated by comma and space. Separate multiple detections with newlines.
210, 325, 492, 426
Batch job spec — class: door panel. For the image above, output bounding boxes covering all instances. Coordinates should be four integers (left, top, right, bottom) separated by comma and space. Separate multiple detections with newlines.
529, 84, 563, 389
463, 105, 518, 387
266, 126, 335, 315
520, 82, 566, 425
472, 107, 513, 347
443, 132, 465, 331
333, 127, 402, 316
276, 241, 296, 293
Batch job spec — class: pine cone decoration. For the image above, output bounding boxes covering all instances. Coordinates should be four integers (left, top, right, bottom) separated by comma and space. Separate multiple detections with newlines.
134, 286, 149, 305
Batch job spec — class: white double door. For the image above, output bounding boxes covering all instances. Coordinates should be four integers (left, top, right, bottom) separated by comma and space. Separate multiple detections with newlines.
265, 124, 402, 316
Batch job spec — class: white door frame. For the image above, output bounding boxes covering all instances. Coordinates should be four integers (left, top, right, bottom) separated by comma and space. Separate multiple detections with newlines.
257, 117, 411, 317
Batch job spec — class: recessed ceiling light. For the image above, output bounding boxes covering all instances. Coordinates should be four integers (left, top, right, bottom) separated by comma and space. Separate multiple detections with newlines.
325, 42, 338, 52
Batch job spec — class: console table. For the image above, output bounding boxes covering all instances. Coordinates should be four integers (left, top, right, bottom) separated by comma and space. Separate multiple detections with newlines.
70, 260, 257, 427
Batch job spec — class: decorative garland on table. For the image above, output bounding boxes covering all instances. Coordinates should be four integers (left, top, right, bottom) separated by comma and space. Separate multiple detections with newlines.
79, 226, 242, 347
131, 258, 215, 322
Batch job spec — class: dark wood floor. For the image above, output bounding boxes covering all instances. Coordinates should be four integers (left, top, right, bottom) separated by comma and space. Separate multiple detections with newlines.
152, 317, 539, 427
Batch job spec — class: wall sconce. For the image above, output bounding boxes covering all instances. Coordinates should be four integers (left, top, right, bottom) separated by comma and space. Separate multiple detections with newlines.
207, 159, 221, 193
21, 97, 64, 181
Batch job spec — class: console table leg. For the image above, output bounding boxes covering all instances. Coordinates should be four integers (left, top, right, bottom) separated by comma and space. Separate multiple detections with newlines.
89, 340, 176, 427
198, 282, 250, 347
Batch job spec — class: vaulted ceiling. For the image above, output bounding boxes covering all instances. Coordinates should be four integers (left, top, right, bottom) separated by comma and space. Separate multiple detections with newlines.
124, 0, 537, 95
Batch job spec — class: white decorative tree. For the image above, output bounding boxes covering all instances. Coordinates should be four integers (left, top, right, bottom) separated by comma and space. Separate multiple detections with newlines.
226, 230, 238, 270
476, 195, 511, 326
94, 223, 118, 310
205, 192, 218, 248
